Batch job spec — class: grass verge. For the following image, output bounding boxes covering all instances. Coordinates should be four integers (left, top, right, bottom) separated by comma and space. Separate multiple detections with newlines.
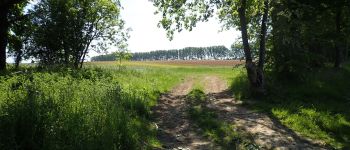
230, 65, 350, 149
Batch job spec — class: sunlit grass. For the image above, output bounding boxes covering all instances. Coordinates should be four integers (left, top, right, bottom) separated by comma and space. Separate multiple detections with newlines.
0, 61, 238, 149
231, 64, 350, 149
0, 67, 185, 149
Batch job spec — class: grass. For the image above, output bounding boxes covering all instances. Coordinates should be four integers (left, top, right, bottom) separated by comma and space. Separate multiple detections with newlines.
0, 62, 237, 150
231, 64, 350, 149
186, 89, 258, 149
0, 67, 183, 149
3, 60, 348, 149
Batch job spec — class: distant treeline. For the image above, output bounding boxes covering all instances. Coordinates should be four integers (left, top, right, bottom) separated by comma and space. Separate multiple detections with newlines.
91, 45, 244, 61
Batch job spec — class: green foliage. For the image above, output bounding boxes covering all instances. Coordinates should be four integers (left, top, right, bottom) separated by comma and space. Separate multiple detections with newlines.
186, 89, 207, 105
152, 0, 264, 39
27, 0, 128, 68
115, 49, 132, 68
0, 67, 182, 149
270, 0, 350, 78
230, 68, 250, 100
7, 1, 31, 68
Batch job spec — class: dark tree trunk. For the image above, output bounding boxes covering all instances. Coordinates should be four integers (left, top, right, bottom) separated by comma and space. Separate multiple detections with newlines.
238, 0, 258, 92
238, 0, 268, 95
334, 7, 342, 68
0, 6, 9, 71
238, 0, 252, 62
256, 0, 269, 92
15, 50, 23, 69
79, 50, 88, 69
79, 41, 91, 69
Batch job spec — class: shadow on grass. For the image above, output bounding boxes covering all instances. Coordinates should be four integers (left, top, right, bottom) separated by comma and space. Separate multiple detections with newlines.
229, 66, 350, 149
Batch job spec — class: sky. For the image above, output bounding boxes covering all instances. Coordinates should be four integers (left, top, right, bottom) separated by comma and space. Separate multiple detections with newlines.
89, 0, 240, 57
7, 0, 240, 62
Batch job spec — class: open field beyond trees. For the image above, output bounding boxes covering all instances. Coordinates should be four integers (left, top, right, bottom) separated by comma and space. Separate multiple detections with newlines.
1, 61, 349, 149
88, 60, 244, 67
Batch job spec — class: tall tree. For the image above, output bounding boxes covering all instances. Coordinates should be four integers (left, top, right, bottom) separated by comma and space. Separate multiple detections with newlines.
271, 0, 350, 78
8, 1, 31, 69
0, 0, 26, 71
28, 0, 128, 68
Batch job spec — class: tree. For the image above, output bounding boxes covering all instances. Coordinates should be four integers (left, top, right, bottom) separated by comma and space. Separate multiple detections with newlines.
0, 0, 27, 71
91, 45, 237, 61
28, 0, 128, 68
115, 49, 132, 68
152, 0, 270, 94
7, 2, 31, 69
271, 0, 350, 78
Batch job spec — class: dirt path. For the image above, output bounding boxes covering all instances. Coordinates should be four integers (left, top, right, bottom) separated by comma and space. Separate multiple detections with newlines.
152, 77, 219, 150
153, 75, 327, 149
202, 75, 328, 149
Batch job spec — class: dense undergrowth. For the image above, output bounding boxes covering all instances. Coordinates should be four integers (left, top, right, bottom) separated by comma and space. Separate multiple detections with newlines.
231, 64, 350, 149
0, 67, 181, 149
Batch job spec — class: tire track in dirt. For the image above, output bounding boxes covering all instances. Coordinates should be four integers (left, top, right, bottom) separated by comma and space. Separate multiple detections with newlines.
202, 75, 329, 149
152, 77, 219, 150
153, 75, 328, 149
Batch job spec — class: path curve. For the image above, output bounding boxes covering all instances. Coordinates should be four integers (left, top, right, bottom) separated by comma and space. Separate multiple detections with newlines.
153, 75, 328, 149
202, 75, 328, 149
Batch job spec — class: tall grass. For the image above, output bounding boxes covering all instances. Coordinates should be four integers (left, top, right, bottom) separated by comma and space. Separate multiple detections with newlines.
0, 67, 182, 149
0, 62, 238, 149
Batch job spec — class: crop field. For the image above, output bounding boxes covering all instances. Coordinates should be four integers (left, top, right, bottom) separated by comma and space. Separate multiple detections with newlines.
88, 60, 244, 67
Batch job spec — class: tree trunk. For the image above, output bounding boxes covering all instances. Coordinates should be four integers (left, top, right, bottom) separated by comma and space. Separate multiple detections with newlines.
238, 0, 257, 92
256, 0, 269, 93
15, 50, 23, 69
79, 44, 90, 68
238, 0, 268, 95
79, 50, 87, 69
0, 6, 9, 71
334, 7, 342, 68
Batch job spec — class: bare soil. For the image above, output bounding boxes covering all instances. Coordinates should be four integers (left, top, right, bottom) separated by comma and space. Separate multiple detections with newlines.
152, 77, 219, 150
153, 75, 328, 150
90, 60, 244, 67
141, 60, 244, 66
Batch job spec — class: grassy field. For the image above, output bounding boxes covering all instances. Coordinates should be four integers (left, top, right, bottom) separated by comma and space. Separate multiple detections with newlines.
0, 67, 181, 149
0, 61, 237, 149
1, 60, 349, 149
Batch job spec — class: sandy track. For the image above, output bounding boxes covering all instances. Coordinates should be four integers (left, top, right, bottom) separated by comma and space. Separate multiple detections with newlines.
203, 76, 227, 94
203, 76, 328, 150
153, 75, 327, 149
152, 78, 219, 150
